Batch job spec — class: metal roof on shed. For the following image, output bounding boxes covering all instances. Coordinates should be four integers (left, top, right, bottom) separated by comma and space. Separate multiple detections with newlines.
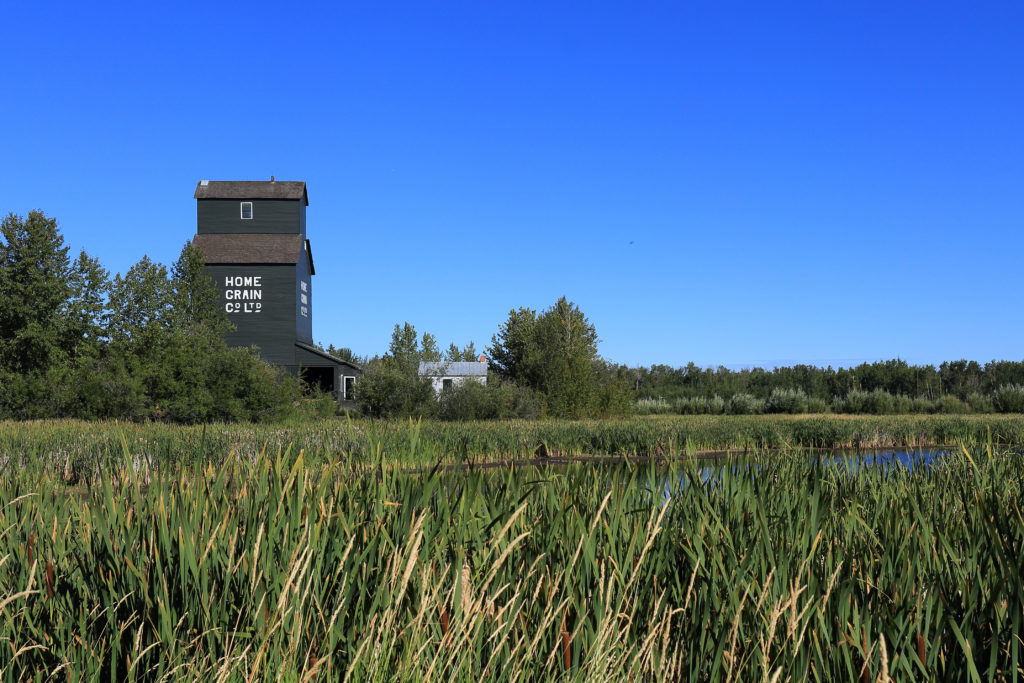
194, 181, 308, 205
418, 361, 488, 377
193, 233, 303, 264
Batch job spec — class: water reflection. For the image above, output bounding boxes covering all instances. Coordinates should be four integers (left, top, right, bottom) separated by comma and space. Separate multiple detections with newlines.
669, 449, 949, 492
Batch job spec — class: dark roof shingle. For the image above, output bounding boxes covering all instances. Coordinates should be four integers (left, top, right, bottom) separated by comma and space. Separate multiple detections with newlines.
194, 180, 308, 205
193, 233, 303, 265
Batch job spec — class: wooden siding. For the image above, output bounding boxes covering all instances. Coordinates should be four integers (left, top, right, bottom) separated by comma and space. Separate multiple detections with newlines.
295, 240, 313, 344
206, 264, 298, 365
197, 199, 301, 235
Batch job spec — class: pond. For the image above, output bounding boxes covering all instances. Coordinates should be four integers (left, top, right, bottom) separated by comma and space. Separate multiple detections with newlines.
662, 448, 951, 490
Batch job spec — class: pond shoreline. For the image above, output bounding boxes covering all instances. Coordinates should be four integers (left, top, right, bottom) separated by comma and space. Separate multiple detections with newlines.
408, 444, 964, 473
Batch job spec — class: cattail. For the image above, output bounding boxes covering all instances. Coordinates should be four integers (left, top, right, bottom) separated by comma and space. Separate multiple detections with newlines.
27, 534, 34, 566
45, 562, 54, 599
561, 612, 571, 671
917, 634, 926, 670
441, 607, 450, 638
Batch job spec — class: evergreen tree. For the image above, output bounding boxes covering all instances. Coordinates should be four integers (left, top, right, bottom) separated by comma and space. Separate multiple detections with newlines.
488, 298, 599, 417
63, 250, 109, 364
487, 307, 538, 386
0, 211, 73, 374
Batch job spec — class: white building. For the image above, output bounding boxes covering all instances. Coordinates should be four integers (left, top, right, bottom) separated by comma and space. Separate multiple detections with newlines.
418, 360, 488, 393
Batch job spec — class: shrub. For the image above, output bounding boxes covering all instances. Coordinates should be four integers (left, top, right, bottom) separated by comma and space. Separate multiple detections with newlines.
840, 389, 870, 414
933, 395, 969, 414
865, 389, 895, 415
992, 384, 1024, 413
966, 392, 994, 414
806, 397, 827, 414
354, 365, 435, 418
912, 397, 934, 414
635, 398, 673, 415
674, 397, 706, 415
708, 395, 726, 415
766, 388, 808, 414
434, 380, 543, 421
727, 393, 764, 415
436, 380, 495, 421
893, 394, 915, 414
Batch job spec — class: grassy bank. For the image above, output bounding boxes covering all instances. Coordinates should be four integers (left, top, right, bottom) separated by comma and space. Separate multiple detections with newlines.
1, 445, 1021, 679
2, 414, 1024, 468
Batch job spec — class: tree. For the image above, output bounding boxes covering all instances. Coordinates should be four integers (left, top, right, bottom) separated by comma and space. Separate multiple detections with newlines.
388, 322, 421, 374
488, 297, 599, 417
107, 255, 173, 354
419, 332, 441, 363
0, 211, 73, 374
63, 250, 109, 363
487, 307, 538, 386
445, 341, 480, 362
169, 242, 230, 337
532, 297, 599, 417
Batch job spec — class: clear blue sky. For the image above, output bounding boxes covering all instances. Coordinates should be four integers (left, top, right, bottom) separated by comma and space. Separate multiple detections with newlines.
3, 1, 1022, 368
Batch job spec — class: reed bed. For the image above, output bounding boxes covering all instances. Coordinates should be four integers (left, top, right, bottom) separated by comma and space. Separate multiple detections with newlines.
0, 437, 1022, 680
3, 414, 1024, 469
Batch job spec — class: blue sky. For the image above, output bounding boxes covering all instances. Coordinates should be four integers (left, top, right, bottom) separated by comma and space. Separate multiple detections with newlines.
3, 1, 1022, 368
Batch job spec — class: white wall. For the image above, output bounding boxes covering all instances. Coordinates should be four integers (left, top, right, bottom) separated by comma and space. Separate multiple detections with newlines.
429, 375, 487, 393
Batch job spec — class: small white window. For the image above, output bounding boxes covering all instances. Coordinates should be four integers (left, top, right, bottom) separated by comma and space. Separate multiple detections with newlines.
240, 202, 253, 220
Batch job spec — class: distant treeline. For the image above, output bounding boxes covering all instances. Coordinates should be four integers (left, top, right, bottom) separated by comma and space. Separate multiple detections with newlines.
633, 359, 1024, 415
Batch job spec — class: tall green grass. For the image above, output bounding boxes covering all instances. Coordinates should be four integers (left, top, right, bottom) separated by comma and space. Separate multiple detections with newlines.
0, 437, 1022, 680
3, 415, 1024, 468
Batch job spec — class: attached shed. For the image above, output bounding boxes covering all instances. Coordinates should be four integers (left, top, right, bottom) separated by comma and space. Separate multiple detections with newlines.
191, 179, 359, 401
418, 361, 488, 393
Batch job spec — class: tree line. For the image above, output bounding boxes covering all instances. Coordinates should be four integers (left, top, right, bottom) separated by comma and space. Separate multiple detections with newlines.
631, 358, 1024, 415
5, 209, 1021, 423
0, 211, 304, 422
346, 298, 633, 420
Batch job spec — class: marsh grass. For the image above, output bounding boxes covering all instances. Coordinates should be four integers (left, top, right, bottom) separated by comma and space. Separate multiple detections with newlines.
4, 414, 1024, 470
0, 429, 1022, 680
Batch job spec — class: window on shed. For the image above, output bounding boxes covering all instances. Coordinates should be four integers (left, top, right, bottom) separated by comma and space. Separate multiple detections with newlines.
240, 202, 253, 220
442, 379, 454, 391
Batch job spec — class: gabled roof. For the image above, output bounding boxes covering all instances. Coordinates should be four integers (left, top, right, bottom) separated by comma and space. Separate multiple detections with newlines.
295, 342, 362, 372
418, 361, 488, 377
193, 233, 303, 264
194, 180, 308, 206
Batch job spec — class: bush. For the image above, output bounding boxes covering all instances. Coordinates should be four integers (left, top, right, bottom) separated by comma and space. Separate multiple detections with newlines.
966, 392, 994, 414
912, 397, 934, 414
864, 389, 895, 415
806, 397, 827, 414
635, 398, 673, 415
436, 380, 495, 420
933, 395, 969, 414
674, 397, 706, 415
354, 365, 435, 418
838, 389, 870, 414
992, 384, 1024, 413
766, 388, 808, 414
893, 394, 915, 414
435, 380, 543, 421
727, 393, 764, 415
708, 395, 726, 415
